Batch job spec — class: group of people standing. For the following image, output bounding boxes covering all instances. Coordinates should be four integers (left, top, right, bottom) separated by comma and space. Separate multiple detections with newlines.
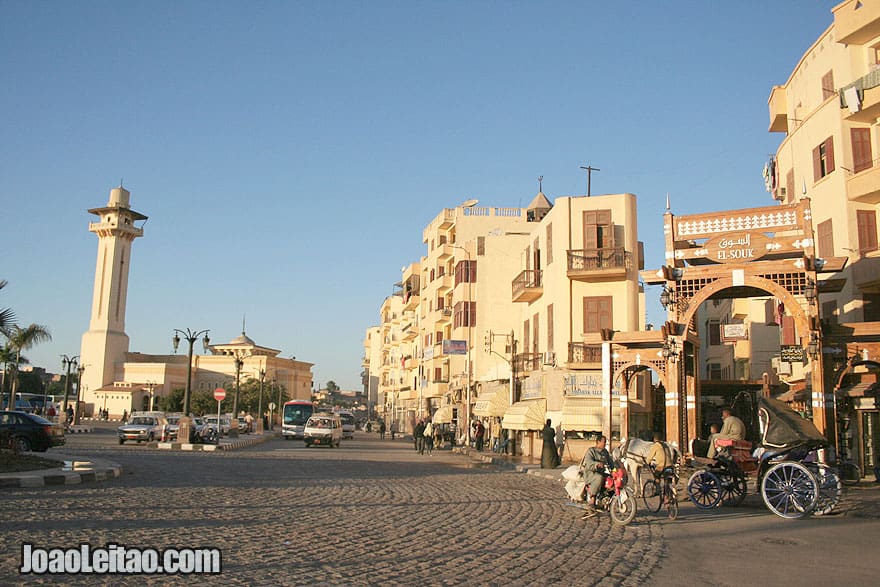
413, 418, 435, 455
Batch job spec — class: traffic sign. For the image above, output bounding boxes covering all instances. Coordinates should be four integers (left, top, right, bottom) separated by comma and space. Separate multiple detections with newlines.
269, 402, 276, 410
214, 388, 226, 401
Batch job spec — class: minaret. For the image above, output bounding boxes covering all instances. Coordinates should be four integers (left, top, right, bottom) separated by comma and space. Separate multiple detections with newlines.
79, 186, 147, 409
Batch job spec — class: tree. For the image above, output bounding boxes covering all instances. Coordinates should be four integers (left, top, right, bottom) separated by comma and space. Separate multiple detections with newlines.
157, 389, 184, 413
0, 280, 14, 337
326, 380, 339, 393
4, 323, 51, 411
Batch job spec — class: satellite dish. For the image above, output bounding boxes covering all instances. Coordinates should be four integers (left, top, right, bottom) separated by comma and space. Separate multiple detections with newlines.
460, 199, 479, 208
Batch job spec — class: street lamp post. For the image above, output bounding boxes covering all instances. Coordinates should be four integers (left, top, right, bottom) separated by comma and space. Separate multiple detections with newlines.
257, 368, 266, 433
145, 381, 156, 411
73, 364, 85, 425
61, 355, 79, 423
230, 356, 243, 438
275, 377, 283, 427
172, 328, 210, 443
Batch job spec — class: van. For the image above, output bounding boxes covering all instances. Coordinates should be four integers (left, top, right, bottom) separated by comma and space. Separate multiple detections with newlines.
303, 413, 342, 448
334, 409, 356, 439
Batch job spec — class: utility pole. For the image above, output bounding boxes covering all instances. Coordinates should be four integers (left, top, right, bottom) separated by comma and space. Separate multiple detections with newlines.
580, 164, 600, 197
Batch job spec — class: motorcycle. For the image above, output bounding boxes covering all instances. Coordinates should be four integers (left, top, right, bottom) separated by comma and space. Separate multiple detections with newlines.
565, 461, 638, 525
194, 425, 219, 445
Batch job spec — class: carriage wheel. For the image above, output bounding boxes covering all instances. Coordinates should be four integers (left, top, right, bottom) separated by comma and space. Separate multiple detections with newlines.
720, 473, 748, 507
687, 470, 722, 509
811, 464, 842, 517
642, 479, 662, 513
761, 461, 820, 519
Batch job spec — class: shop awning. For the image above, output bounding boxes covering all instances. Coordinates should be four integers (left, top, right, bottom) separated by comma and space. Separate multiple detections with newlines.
502, 400, 545, 431
472, 391, 510, 417
561, 398, 603, 432
432, 405, 454, 424
775, 381, 809, 403
837, 382, 880, 397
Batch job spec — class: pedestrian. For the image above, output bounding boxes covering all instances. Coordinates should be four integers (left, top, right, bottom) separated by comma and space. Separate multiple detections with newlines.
366, 421, 372, 433
541, 419, 561, 468
122, 409, 128, 423
414, 419, 426, 454
491, 419, 501, 452
245, 413, 254, 434
423, 419, 434, 455
390, 420, 397, 440
66, 405, 74, 422
474, 420, 485, 451
379, 420, 386, 440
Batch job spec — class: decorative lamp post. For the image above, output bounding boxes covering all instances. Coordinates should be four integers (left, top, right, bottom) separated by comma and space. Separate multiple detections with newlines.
172, 328, 210, 443
145, 380, 156, 411
257, 368, 266, 433
230, 355, 243, 438
60, 355, 79, 422
73, 364, 85, 425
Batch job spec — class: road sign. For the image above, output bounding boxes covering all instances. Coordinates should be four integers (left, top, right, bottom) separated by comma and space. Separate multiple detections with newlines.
269, 402, 276, 410
214, 388, 226, 401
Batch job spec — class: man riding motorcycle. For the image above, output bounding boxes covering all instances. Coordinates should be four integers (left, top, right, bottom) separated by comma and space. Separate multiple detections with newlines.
581, 435, 614, 518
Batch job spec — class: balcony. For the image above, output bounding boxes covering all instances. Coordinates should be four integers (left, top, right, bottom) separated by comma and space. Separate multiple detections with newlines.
513, 353, 541, 374
437, 243, 453, 260
847, 164, 880, 204
852, 255, 880, 289
833, 0, 880, 45
511, 269, 543, 303
840, 68, 880, 123
423, 380, 449, 399
567, 248, 631, 281
568, 343, 603, 368
436, 273, 453, 294
403, 291, 420, 311
767, 85, 788, 132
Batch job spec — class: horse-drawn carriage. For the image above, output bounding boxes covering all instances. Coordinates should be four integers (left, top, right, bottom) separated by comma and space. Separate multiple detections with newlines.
687, 394, 842, 519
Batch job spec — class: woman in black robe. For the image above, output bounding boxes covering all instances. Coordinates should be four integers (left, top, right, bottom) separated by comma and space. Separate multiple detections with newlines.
541, 419, 560, 468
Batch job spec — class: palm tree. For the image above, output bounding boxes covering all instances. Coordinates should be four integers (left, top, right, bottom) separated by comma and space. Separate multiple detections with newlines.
0, 280, 15, 337
4, 323, 51, 410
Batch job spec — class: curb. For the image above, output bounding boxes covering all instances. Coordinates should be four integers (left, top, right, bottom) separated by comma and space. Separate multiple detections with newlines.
66, 426, 92, 434
0, 455, 123, 488
151, 433, 272, 452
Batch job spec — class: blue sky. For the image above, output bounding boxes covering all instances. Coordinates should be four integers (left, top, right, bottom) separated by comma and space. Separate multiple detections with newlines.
2, 1, 834, 390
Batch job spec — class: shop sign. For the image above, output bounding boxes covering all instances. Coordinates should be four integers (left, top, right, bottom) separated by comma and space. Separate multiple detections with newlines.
704, 232, 770, 264
442, 339, 467, 355
722, 323, 748, 341
780, 345, 804, 363
521, 374, 544, 400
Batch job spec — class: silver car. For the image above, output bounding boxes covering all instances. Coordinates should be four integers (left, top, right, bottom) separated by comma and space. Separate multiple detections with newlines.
118, 413, 166, 444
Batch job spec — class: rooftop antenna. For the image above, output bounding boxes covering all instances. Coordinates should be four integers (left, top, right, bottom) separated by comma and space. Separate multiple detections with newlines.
538, 175, 543, 192
579, 164, 600, 197
242, 314, 246, 335
666, 192, 671, 212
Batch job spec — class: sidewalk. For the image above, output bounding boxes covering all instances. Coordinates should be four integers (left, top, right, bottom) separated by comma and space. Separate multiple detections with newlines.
453, 445, 880, 519
0, 453, 122, 488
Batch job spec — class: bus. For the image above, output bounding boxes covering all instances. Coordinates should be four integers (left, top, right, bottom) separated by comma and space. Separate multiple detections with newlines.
334, 409, 356, 439
282, 400, 314, 440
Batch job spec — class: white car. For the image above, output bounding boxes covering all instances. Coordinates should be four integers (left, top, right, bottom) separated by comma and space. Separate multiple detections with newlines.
118, 412, 166, 444
203, 415, 231, 436
304, 413, 342, 448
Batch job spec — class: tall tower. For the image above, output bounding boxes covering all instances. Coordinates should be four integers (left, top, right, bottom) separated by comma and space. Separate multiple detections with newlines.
79, 186, 147, 407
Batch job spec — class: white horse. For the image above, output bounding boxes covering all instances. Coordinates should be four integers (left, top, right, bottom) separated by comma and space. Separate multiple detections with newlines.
613, 437, 680, 496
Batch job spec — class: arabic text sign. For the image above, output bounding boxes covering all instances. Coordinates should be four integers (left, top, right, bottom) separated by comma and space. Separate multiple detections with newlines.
704, 232, 770, 264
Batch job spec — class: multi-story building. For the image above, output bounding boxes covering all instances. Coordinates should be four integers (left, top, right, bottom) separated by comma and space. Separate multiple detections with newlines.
766, 0, 880, 476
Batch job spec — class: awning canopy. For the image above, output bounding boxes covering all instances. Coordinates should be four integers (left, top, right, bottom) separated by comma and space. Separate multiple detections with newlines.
472, 391, 510, 417
432, 405, 454, 424
502, 400, 545, 431
837, 381, 880, 397
561, 398, 603, 432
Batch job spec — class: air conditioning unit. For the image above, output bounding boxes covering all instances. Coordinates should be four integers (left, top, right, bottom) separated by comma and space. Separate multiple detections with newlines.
543, 351, 556, 366
771, 357, 791, 376
441, 308, 452, 316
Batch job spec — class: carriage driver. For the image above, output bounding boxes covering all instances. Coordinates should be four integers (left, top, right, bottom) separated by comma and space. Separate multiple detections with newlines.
581, 435, 614, 518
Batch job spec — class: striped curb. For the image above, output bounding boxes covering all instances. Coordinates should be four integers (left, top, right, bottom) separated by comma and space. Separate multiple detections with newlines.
151, 434, 273, 452
0, 460, 122, 489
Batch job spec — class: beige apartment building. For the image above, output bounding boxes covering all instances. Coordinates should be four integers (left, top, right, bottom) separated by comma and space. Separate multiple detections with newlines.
766, 0, 880, 475
366, 191, 651, 458
78, 186, 312, 419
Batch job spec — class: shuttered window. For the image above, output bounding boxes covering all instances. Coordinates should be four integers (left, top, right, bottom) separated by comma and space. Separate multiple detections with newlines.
547, 304, 554, 350
532, 313, 539, 355
583, 209, 614, 250
852, 128, 873, 174
812, 137, 835, 181
786, 168, 795, 202
583, 296, 613, 333
821, 70, 835, 100
817, 218, 834, 259
857, 210, 878, 254
781, 316, 796, 346
522, 319, 530, 353
546, 223, 553, 265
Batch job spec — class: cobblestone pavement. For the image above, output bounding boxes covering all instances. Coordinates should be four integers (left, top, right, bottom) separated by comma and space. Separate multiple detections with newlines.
0, 437, 664, 586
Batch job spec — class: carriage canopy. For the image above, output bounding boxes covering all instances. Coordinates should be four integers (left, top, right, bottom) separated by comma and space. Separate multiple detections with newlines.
757, 397, 826, 449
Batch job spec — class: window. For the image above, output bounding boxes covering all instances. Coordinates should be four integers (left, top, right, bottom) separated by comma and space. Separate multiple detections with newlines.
522, 319, 530, 352
532, 313, 539, 355
852, 128, 873, 174
786, 168, 795, 203
812, 137, 835, 181
546, 224, 553, 265
781, 316, 796, 346
817, 218, 834, 259
453, 302, 476, 328
477, 236, 485, 256
864, 294, 880, 322
583, 210, 614, 250
708, 363, 722, 381
454, 259, 476, 285
433, 367, 443, 383
547, 304, 554, 350
822, 300, 838, 327
821, 70, 835, 100
583, 296, 613, 333
708, 320, 721, 346
857, 210, 878, 254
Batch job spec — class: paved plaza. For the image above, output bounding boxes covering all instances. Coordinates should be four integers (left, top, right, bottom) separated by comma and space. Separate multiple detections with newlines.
1, 430, 878, 586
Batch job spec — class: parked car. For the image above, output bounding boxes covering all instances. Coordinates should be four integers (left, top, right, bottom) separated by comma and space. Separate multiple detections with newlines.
117, 412, 166, 444
304, 413, 342, 448
0, 411, 65, 452
237, 416, 249, 434
203, 415, 231, 436
164, 413, 183, 441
